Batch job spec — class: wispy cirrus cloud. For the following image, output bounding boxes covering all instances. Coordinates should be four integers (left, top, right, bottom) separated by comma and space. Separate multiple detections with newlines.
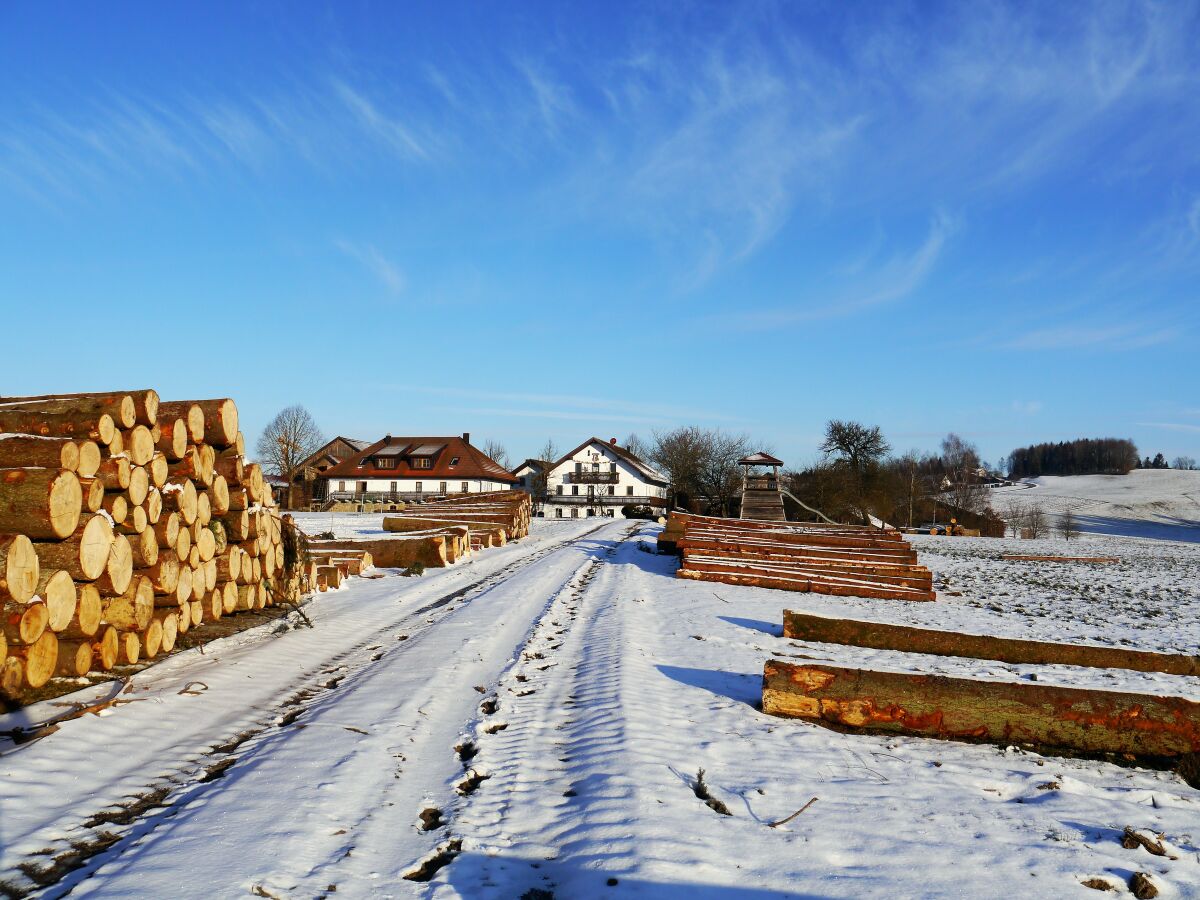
1004, 323, 1176, 351
1012, 400, 1044, 415
1137, 421, 1200, 434
335, 239, 406, 294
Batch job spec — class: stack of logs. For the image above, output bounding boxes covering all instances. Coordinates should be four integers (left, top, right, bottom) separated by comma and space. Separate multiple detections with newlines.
306, 491, 532, 571
0, 389, 299, 698
658, 513, 936, 602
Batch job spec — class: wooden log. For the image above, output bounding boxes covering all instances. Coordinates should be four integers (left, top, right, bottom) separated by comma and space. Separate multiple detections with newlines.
117, 631, 140, 666
116, 503, 148, 536
219, 581, 236, 615
208, 475, 230, 515
37, 569, 77, 632
96, 534, 134, 595
676, 567, 935, 602
156, 417, 188, 460
9, 631, 58, 688
153, 609, 178, 653
33, 514, 113, 580
235, 583, 257, 611
168, 447, 211, 486
145, 486, 162, 525
0, 629, 6, 668
244, 463, 265, 503
176, 565, 194, 605
215, 448, 244, 484
188, 598, 203, 626
126, 465, 150, 507
175, 526, 192, 562
762, 659, 1200, 759
682, 556, 933, 591
56, 640, 93, 677
57, 582, 102, 639
781, 611, 1200, 677
96, 456, 131, 491
78, 476, 105, 512
157, 402, 204, 443
4, 601, 47, 644
0, 434, 81, 471
141, 618, 163, 659
129, 525, 159, 568
0, 533, 40, 603
106, 429, 123, 455
101, 492, 128, 525
102, 576, 154, 631
123, 425, 154, 466
1, 655, 22, 695
139, 551, 180, 596
0, 467, 82, 539
224, 509, 250, 540
147, 451, 168, 489
92, 625, 119, 671
76, 441, 101, 478
0, 404, 121, 440
0, 390, 158, 426
183, 399, 238, 447
196, 491, 211, 527
308, 535, 449, 569
153, 511, 180, 550
227, 488, 249, 512
161, 479, 198, 525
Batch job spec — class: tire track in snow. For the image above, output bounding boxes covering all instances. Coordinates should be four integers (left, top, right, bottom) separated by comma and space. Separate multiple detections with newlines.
1, 520, 614, 899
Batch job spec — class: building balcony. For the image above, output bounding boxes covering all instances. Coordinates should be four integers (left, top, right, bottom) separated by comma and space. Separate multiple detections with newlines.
548, 493, 667, 507
744, 476, 779, 491
569, 471, 619, 484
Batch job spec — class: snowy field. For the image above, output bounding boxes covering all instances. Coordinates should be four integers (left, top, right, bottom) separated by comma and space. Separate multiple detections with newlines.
1, 518, 1199, 898
991, 469, 1200, 543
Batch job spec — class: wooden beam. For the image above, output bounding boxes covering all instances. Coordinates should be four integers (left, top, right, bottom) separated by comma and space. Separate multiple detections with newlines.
782, 611, 1198, 676
762, 659, 1200, 759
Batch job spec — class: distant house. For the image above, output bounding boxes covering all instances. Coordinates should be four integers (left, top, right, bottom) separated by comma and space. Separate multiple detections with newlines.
318, 433, 518, 502
287, 436, 372, 509
536, 437, 668, 519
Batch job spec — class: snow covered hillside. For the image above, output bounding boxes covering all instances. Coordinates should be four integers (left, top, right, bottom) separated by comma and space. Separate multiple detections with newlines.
991, 469, 1200, 542
2, 520, 1198, 897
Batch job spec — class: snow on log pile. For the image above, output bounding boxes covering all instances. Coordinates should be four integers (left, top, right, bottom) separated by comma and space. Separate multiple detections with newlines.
658, 512, 936, 602
0, 389, 362, 702
378, 490, 532, 554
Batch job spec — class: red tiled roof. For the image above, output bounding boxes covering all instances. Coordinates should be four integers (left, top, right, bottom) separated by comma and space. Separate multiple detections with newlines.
320, 435, 519, 483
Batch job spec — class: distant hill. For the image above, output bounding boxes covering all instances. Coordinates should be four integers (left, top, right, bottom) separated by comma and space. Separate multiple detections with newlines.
990, 469, 1200, 543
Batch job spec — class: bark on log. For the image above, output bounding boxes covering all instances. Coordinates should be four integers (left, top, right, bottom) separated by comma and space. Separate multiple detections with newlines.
152, 512, 180, 551
116, 503, 148, 536
33, 514, 113, 580
56, 640, 93, 677
0, 467, 82, 539
0, 435, 80, 471
96, 456, 131, 491
157, 402, 204, 443
215, 448, 244, 484
0, 393, 134, 428
0, 390, 158, 426
4, 602, 47, 644
78, 476, 105, 512
308, 536, 449, 569
56, 582, 102, 639
101, 492, 128, 525
0, 533, 40, 603
156, 418, 188, 460
0, 409, 116, 445
781, 611, 1200, 677
761, 659, 1200, 758
1, 656, 22, 695
183, 399, 238, 447
129, 525, 158, 568
161, 480, 198, 525
117, 632, 140, 666
101, 576, 154, 631
92, 625, 118, 671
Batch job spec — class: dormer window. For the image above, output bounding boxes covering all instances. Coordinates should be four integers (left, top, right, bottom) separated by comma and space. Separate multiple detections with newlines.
412, 457, 432, 470
450, 457, 460, 466
375, 457, 396, 469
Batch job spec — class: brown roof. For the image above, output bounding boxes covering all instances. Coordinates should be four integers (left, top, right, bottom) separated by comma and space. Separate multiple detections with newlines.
321, 434, 518, 484
739, 451, 784, 466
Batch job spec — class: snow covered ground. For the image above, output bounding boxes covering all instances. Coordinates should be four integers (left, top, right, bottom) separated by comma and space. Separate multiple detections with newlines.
991, 469, 1200, 542
2, 519, 1199, 898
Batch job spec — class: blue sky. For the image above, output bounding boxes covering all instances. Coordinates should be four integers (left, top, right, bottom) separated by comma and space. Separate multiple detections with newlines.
2, 1, 1198, 469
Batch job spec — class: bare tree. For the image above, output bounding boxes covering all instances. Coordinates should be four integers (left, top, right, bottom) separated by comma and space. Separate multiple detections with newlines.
1174, 456, 1197, 471
941, 432, 989, 515
820, 420, 891, 524
1057, 506, 1080, 541
1025, 502, 1047, 539
624, 433, 652, 461
529, 438, 560, 510
256, 406, 325, 509
1000, 497, 1026, 538
481, 439, 510, 470
650, 426, 709, 511
695, 430, 754, 517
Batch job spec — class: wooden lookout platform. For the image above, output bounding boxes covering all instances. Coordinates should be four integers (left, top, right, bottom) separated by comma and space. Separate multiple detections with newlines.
739, 451, 786, 522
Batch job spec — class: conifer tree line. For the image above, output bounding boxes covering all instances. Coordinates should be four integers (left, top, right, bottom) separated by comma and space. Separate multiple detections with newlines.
1004, 438, 1139, 478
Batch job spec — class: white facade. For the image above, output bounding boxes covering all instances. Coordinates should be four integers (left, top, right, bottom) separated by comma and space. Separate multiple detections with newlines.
542, 439, 667, 519
328, 477, 514, 496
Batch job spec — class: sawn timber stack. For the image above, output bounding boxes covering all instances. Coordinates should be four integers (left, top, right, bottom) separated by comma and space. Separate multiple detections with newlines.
659, 512, 935, 601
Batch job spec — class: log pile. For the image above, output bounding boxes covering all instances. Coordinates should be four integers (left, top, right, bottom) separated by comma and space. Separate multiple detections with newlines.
0, 389, 326, 701
659, 513, 935, 602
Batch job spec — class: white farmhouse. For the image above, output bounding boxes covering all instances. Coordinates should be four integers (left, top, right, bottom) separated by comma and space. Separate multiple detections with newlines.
537, 437, 669, 519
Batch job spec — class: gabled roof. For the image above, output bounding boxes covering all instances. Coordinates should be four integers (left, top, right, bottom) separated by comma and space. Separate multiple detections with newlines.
553, 437, 667, 486
739, 451, 784, 466
511, 458, 546, 476
321, 434, 518, 484
298, 436, 370, 471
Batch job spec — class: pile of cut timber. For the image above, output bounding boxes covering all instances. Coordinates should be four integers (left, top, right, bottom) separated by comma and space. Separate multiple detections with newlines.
371, 491, 532, 559
0, 389, 308, 700
660, 512, 935, 602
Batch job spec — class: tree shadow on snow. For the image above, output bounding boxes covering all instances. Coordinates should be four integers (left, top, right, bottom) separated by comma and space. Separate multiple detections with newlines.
655, 665, 762, 707
443, 849, 823, 898
717, 616, 782, 637
1073, 514, 1200, 543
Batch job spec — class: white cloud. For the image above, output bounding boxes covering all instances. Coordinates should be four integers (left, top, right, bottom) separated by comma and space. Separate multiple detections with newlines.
335, 239, 406, 294
1011, 400, 1044, 414
1137, 421, 1200, 434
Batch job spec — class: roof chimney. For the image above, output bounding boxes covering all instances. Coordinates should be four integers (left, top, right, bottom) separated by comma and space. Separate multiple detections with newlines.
462, 432, 470, 444
610, 437, 617, 445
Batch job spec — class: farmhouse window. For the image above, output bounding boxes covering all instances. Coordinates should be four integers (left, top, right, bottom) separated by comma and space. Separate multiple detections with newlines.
390, 482, 397, 493
607, 486, 615, 495
572, 486, 579, 495
571, 508, 578, 518
555, 508, 563, 517
339, 481, 345, 492
412, 457, 432, 470
416, 482, 423, 492
575, 462, 582, 473
356, 481, 367, 494
461, 481, 468, 492
556, 485, 563, 495
440, 482, 447, 493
